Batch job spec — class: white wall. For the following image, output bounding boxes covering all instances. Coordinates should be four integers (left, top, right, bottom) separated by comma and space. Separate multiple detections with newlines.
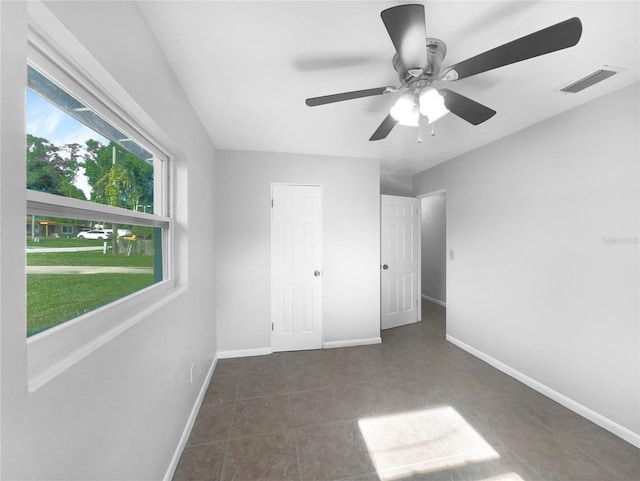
413, 83, 640, 443
1, 2, 218, 479
216, 150, 381, 354
421, 193, 446, 303
380, 174, 413, 196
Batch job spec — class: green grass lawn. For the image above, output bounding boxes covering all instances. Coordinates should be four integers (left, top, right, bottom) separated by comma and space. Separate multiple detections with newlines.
27, 250, 153, 267
27, 273, 154, 336
26, 241, 157, 336
27, 237, 103, 248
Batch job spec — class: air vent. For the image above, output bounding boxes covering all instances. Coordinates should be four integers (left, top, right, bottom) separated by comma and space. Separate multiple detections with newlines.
557, 67, 621, 94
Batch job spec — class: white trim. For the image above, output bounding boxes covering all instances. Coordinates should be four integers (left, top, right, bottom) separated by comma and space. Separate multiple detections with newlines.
24, 0, 178, 392
27, 190, 170, 227
323, 337, 382, 349
26, 1, 170, 160
217, 347, 273, 359
447, 335, 640, 448
218, 338, 384, 357
163, 356, 218, 481
28, 285, 186, 391
422, 294, 446, 307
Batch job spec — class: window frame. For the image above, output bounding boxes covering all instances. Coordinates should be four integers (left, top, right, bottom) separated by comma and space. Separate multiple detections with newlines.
25, 9, 180, 391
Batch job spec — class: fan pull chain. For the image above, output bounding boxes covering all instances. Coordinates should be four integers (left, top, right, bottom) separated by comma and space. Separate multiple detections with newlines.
417, 115, 423, 143
431, 124, 436, 136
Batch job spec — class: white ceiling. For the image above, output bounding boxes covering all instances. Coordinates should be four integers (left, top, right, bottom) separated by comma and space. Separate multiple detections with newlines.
139, 1, 639, 175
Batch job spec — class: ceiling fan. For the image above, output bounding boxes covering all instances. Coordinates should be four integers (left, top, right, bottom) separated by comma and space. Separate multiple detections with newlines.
305, 4, 582, 141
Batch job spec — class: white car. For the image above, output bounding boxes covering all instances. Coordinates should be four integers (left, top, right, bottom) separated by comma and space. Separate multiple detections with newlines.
77, 229, 112, 240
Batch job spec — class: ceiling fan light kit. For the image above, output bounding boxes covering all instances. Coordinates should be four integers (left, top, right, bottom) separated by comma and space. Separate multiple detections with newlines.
389, 93, 416, 123
305, 4, 583, 141
389, 87, 449, 127
418, 87, 449, 123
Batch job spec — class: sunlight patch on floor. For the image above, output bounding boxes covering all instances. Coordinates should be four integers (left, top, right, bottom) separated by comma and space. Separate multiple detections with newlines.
357, 405, 522, 481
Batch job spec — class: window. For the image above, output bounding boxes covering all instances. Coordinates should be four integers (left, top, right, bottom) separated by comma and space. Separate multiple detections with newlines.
25, 66, 169, 338
26, 67, 156, 212
26, 66, 158, 212
26, 214, 163, 336
25, 21, 176, 390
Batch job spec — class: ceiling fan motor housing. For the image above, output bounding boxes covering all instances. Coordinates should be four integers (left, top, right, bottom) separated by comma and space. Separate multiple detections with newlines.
393, 38, 447, 84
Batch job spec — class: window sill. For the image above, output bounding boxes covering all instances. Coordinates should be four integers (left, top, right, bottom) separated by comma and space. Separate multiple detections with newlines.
27, 280, 186, 392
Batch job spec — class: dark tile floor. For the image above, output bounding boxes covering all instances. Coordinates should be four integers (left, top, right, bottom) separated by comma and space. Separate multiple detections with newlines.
173, 301, 639, 481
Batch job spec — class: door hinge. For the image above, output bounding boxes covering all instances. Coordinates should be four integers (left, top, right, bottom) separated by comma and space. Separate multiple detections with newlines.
272, 322, 274, 331
271, 199, 274, 207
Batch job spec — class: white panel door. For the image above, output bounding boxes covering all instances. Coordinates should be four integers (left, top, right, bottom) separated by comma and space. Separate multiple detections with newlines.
271, 185, 322, 351
381, 195, 420, 330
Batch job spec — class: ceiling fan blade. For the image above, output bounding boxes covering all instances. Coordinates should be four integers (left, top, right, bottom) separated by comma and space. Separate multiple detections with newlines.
381, 4, 428, 73
442, 17, 582, 81
306, 87, 391, 106
439, 89, 496, 125
369, 114, 398, 141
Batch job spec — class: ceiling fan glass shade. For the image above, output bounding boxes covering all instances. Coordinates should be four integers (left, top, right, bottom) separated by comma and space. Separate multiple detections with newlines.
389, 92, 416, 123
418, 87, 449, 124
381, 4, 428, 75
398, 106, 420, 127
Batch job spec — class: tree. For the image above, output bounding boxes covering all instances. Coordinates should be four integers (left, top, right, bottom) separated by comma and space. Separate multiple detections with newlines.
25, 135, 153, 210
26, 134, 86, 200
83, 141, 153, 211
83, 139, 112, 203
98, 164, 136, 208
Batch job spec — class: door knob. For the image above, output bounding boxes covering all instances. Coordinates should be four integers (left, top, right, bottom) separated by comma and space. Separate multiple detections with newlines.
314, 270, 321, 277
382, 264, 389, 270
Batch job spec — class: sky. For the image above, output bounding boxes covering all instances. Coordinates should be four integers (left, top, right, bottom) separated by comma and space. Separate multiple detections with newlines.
26, 89, 109, 198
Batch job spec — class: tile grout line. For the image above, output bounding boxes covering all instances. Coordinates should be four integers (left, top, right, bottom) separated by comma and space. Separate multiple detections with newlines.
287, 375, 305, 481
575, 443, 632, 481
218, 374, 241, 481
499, 443, 551, 481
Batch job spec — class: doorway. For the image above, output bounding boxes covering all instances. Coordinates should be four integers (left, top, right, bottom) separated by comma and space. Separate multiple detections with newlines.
419, 191, 447, 308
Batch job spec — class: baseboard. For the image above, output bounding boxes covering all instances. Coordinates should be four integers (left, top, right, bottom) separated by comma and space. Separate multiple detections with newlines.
323, 337, 382, 349
163, 355, 218, 481
421, 294, 446, 307
217, 347, 273, 359
218, 339, 384, 356
446, 335, 640, 448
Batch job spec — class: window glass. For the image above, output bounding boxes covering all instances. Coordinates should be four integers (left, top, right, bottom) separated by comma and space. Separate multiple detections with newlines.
26, 214, 162, 336
25, 66, 167, 337
27, 66, 154, 212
